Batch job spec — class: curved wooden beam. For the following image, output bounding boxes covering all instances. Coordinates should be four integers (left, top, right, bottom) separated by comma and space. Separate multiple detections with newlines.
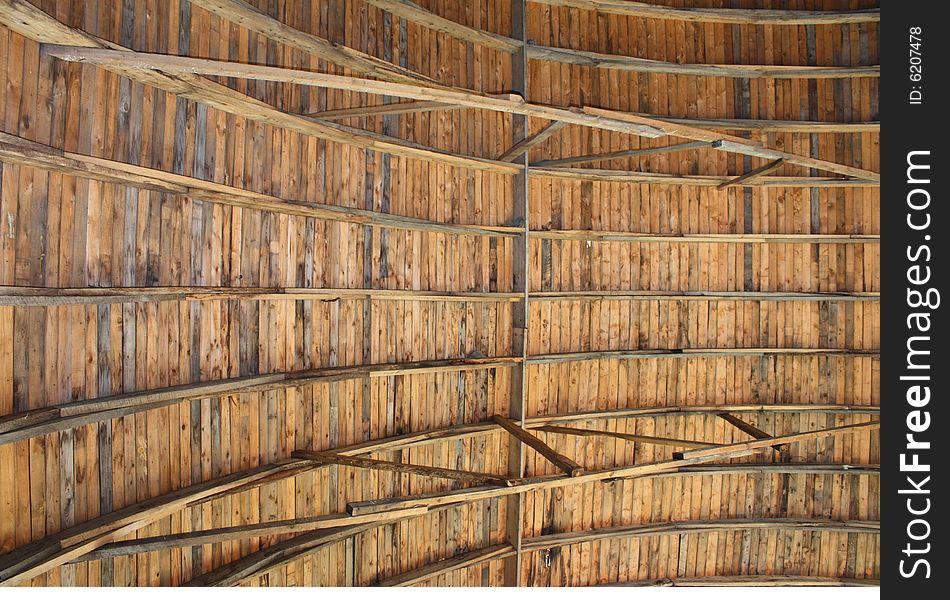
603, 575, 880, 587
0, 285, 520, 306
0, 347, 877, 445
0, 357, 520, 446
71, 462, 877, 565
529, 0, 880, 25
0, 132, 519, 238
527, 44, 879, 79
529, 231, 879, 244
0, 460, 312, 587
372, 517, 879, 586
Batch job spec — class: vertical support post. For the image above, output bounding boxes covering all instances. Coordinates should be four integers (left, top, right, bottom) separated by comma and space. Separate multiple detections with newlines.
504, 0, 529, 587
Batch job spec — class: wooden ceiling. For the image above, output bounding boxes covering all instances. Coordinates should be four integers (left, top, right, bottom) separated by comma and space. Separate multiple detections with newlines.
0, 0, 879, 587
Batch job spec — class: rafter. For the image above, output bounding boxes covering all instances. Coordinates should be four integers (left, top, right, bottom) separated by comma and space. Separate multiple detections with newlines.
533, 141, 714, 167
528, 1, 880, 25
346, 420, 879, 517
292, 450, 518, 486
0, 132, 518, 238
494, 414, 585, 477
531, 424, 718, 449
718, 159, 786, 189
498, 120, 569, 162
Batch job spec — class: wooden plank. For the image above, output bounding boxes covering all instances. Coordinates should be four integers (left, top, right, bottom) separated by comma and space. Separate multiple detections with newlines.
292, 450, 515, 486
529, 232, 878, 244
531, 424, 718, 450
493, 415, 584, 477
717, 159, 786, 189
605, 575, 879, 587
527, 1, 880, 25
307, 100, 451, 121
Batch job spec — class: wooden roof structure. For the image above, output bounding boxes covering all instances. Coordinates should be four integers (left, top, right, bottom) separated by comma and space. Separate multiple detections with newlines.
0, 0, 879, 588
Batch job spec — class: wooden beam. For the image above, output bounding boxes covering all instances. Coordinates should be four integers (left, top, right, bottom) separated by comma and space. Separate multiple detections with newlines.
493, 415, 585, 476
527, 0, 880, 25
532, 425, 719, 449
346, 420, 880, 516
529, 231, 879, 244
0, 3, 517, 174
0, 357, 521, 446
533, 141, 713, 167
0, 133, 518, 238
187, 0, 435, 85
642, 115, 879, 134
498, 120, 569, 162
505, 1, 530, 584
0, 460, 312, 586
182, 521, 399, 586
374, 544, 515, 587
525, 348, 880, 365
41, 46, 665, 140
71, 466, 877, 564
605, 576, 880, 587
364, 0, 521, 52
581, 107, 881, 181
306, 100, 452, 120
530, 290, 880, 302
530, 167, 878, 187
0, 285, 521, 307
19, 5, 877, 197
672, 421, 880, 461
718, 413, 784, 451
521, 517, 878, 551
718, 159, 786, 189
372, 518, 878, 586
527, 44, 878, 79
293, 450, 516, 486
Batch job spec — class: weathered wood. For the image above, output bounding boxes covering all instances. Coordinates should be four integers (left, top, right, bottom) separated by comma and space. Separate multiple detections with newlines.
530, 290, 880, 301
531, 425, 718, 450
346, 421, 880, 516
70, 465, 877, 563
604, 576, 880, 587
0, 357, 521, 445
0, 4, 518, 173
0, 285, 521, 306
533, 141, 713, 167
634, 115, 879, 133
364, 0, 521, 52
529, 231, 879, 244
374, 544, 515, 586
531, 167, 878, 187
292, 450, 516, 486
527, 44, 879, 79
493, 415, 584, 477
718, 413, 784, 451
41, 46, 665, 139
498, 120, 568, 162
0, 460, 312, 586
528, 0, 880, 24
0, 132, 519, 237
717, 159, 786, 189
307, 100, 451, 120
672, 421, 880, 461
187, 0, 433, 84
